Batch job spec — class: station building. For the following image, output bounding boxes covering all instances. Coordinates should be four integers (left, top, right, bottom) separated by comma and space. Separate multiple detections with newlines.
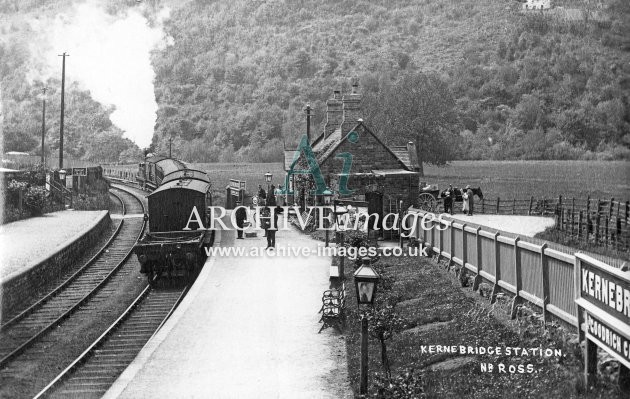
283, 83, 420, 215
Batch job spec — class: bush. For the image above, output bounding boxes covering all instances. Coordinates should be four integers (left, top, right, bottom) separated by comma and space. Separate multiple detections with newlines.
24, 186, 47, 215
371, 369, 425, 399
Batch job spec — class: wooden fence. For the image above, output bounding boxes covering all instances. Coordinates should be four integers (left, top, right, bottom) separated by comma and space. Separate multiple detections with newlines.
555, 197, 630, 250
434, 195, 630, 250
409, 209, 628, 328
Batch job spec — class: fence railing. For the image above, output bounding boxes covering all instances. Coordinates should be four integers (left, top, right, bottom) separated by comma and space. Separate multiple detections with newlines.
409, 209, 628, 328
434, 195, 630, 250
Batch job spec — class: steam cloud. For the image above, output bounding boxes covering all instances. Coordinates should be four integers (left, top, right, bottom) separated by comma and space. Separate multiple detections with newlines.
28, 1, 171, 148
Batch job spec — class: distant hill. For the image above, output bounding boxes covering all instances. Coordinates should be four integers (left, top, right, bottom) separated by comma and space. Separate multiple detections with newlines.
1, 0, 628, 163
151, 0, 629, 162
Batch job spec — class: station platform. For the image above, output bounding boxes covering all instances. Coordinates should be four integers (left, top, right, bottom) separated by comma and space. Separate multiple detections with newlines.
0, 210, 108, 281
105, 215, 352, 398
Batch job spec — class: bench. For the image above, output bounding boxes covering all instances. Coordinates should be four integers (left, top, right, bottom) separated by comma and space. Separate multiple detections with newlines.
318, 282, 346, 333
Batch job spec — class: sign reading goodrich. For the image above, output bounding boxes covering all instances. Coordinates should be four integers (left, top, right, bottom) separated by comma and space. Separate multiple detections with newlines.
575, 253, 630, 372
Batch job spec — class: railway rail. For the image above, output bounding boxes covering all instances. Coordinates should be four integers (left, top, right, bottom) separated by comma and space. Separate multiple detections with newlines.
34, 284, 189, 399
0, 186, 146, 396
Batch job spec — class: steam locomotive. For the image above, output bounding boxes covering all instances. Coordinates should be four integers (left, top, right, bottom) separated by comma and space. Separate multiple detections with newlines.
134, 156, 213, 285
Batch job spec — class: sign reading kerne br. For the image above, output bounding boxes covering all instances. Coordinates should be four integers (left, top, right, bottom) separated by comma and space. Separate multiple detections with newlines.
575, 253, 630, 369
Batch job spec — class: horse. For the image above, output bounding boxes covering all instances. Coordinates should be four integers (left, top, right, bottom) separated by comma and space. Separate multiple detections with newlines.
440, 187, 484, 202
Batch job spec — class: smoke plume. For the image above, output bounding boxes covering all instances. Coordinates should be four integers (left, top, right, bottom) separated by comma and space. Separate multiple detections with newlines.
28, 1, 171, 148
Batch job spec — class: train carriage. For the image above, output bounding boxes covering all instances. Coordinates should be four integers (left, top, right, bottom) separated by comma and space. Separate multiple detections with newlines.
134, 169, 213, 284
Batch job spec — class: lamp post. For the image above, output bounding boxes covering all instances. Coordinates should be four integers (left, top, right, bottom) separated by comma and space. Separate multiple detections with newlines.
41, 87, 48, 166
334, 203, 348, 277
354, 257, 381, 395
323, 188, 333, 247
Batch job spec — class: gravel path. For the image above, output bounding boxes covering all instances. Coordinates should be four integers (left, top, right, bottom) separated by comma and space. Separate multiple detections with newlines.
0, 210, 106, 279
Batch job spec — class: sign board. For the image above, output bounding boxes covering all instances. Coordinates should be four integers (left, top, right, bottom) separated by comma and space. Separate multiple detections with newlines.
73, 167, 87, 176
65, 176, 73, 189
46, 173, 51, 191
229, 179, 241, 190
575, 253, 630, 372
240, 181, 246, 191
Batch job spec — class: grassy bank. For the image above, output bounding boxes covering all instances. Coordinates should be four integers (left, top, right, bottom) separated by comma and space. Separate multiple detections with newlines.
339, 253, 625, 398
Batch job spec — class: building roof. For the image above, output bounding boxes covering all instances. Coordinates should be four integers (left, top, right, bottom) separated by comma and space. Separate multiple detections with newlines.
390, 145, 420, 171
284, 121, 417, 171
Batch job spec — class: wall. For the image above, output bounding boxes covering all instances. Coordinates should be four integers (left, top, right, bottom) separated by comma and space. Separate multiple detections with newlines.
0, 211, 111, 321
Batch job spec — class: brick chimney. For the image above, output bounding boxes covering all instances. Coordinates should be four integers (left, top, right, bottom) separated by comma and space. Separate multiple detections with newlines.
340, 81, 362, 136
407, 141, 420, 171
324, 90, 342, 139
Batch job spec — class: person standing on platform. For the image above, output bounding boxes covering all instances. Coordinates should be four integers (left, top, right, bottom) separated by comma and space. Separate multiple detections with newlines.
466, 185, 474, 216
261, 206, 270, 240
267, 184, 277, 207
235, 202, 247, 239
462, 187, 469, 215
266, 207, 279, 249
443, 184, 454, 215
257, 184, 267, 202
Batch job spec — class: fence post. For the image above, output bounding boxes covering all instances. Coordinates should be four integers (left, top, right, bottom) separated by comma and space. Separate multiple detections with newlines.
482, 198, 485, 214
586, 196, 591, 216
528, 196, 534, 215
459, 224, 468, 286
595, 213, 601, 245
510, 236, 522, 320
473, 227, 482, 292
604, 217, 609, 247
437, 218, 443, 263
512, 198, 516, 215
595, 199, 601, 244
625, 201, 629, 229
578, 211, 583, 240
540, 243, 549, 324
490, 232, 501, 304
496, 197, 500, 214
448, 221, 455, 271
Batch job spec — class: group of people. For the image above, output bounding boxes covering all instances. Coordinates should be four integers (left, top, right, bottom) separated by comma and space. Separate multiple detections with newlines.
234, 184, 279, 249
442, 184, 475, 216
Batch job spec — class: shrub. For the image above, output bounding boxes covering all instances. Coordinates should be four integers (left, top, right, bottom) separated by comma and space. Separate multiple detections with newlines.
24, 186, 47, 215
371, 368, 425, 399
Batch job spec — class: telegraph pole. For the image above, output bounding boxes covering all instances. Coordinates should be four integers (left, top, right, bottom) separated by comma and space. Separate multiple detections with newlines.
305, 104, 311, 144
41, 87, 47, 165
168, 137, 172, 158
58, 52, 69, 169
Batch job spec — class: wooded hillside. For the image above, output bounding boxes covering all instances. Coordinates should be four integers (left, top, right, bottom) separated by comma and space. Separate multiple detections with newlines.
1, 0, 629, 163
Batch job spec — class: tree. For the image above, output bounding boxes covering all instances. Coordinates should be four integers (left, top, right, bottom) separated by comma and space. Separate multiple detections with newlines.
363, 72, 459, 175
366, 305, 407, 380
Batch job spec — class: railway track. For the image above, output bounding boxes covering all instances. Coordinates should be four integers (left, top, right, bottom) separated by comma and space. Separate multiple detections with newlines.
35, 284, 189, 399
0, 187, 150, 399
0, 187, 145, 368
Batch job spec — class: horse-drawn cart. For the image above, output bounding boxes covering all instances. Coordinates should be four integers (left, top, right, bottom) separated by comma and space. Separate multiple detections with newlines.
418, 183, 440, 212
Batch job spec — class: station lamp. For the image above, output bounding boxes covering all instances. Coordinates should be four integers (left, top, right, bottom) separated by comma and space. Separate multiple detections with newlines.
354, 257, 380, 306
58, 169, 67, 182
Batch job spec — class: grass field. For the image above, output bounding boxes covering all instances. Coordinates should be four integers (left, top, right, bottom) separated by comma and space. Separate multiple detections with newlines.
109, 160, 629, 205
191, 160, 629, 205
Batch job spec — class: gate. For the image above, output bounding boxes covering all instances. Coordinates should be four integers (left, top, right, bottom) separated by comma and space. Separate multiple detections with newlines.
365, 191, 383, 235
